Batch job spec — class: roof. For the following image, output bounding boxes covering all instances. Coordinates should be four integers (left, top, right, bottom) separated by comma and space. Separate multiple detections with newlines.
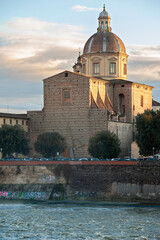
99, 9, 110, 19
83, 31, 126, 54
108, 79, 133, 84
0, 112, 28, 119
152, 99, 160, 106
44, 70, 109, 83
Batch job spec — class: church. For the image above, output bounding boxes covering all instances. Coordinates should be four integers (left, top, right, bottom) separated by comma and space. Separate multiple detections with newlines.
28, 6, 153, 158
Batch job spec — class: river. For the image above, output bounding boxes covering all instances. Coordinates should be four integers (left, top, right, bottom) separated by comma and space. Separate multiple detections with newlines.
0, 200, 160, 240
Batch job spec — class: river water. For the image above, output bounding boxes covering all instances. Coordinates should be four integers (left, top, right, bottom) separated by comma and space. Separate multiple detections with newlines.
0, 200, 160, 240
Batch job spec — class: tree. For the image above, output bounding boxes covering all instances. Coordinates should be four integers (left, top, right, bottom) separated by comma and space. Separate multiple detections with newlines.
88, 130, 121, 159
34, 132, 67, 158
0, 124, 30, 157
136, 109, 160, 156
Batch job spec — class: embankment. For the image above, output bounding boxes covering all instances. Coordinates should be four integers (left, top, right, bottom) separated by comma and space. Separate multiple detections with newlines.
0, 160, 160, 202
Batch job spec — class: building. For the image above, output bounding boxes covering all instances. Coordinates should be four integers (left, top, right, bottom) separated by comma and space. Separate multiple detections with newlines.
28, 6, 153, 158
152, 99, 160, 111
0, 113, 28, 132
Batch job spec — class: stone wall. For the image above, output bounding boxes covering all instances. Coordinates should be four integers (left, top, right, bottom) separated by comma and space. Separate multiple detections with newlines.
132, 83, 153, 120
108, 121, 133, 156
27, 111, 44, 157
1, 162, 160, 202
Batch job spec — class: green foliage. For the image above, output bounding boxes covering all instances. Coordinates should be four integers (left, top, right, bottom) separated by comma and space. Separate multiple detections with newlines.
88, 130, 121, 159
34, 132, 67, 158
0, 124, 29, 157
136, 110, 160, 156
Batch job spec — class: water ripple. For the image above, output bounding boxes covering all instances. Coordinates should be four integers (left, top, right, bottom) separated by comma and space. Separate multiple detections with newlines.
0, 201, 160, 239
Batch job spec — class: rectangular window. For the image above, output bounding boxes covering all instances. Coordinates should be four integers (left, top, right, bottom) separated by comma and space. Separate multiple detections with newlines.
3, 119, 6, 124
22, 120, 24, 125
110, 62, 116, 74
16, 120, 18, 124
124, 64, 127, 75
93, 63, 100, 74
62, 88, 71, 105
10, 119, 12, 124
141, 95, 143, 107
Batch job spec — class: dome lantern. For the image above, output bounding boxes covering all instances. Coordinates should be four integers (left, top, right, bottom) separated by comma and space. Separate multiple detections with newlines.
98, 4, 112, 32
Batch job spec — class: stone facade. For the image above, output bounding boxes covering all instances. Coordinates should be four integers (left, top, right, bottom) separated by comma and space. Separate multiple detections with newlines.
28, 70, 152, 158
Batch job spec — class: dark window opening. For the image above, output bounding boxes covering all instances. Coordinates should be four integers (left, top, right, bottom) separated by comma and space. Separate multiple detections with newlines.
141, 95, 143, 107
133, 105, 135, 111
119, 94, 125, 116
82, 64, 86, 74
3, 119, 6, 124
65, 72, 68, 77
121, 85, 124, 87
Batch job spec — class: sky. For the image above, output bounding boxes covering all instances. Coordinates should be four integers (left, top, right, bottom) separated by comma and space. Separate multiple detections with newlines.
0, 0, 160, 113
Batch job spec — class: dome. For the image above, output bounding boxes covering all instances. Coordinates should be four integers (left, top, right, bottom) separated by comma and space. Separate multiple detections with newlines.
99, 9, 110, 19
83, 31, 126, 54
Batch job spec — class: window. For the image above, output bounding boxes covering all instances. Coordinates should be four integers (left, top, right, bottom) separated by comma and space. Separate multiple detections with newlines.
82, 64, 86, 74
133, 105, 135, 111
119, 94, 125, 116
16, 120, 18, 124
65, 72, 68, 77
10, 119, 12, 124
110, 62, 116, 74
101, 21, 104, 29
105, 21, 108, 29
22, 120, 24, 125
62, 89, 71, 105
141, 95, 143, 107
124, 64, 127, 75
3, 119, 6, 124
93, 63, 100, 74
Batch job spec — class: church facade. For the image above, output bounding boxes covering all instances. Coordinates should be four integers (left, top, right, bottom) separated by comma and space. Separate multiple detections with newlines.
28, 6, 153, 158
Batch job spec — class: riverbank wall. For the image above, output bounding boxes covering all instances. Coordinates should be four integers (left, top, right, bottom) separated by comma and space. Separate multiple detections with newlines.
0, 161, 160, 202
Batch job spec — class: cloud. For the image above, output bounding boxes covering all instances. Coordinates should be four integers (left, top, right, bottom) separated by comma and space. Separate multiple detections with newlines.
72, 5, 101, 12
127, 45, 160, 82
127, 44, 160, 102
0, 17, 88, 112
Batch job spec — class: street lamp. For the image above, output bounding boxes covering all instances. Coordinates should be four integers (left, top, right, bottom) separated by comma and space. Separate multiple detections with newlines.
153, 147, 155, 156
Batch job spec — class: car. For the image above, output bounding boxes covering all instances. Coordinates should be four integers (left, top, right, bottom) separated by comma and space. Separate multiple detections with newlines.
79, 158, 88, 161
111, 158, 121, 161
146, 157, 157, 161
90, 158, 99, 161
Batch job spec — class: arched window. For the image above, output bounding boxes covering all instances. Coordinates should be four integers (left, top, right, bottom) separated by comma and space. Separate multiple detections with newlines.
124, 64, 127, 75
105, 21, 108, 29
101, 21, 104, 29
119, 94, 125, 116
